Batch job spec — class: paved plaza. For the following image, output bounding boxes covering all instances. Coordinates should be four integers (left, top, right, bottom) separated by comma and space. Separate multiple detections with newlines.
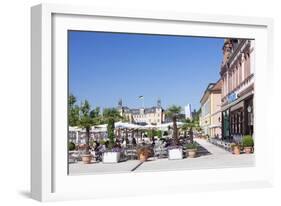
69, 138, 255, 175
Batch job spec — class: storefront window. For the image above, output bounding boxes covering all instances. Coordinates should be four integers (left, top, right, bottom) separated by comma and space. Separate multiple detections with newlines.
223, 110, 230, 139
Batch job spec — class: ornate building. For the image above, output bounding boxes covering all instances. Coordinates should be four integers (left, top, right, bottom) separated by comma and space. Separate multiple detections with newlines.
117, 99, 165, 125
220, 39, 254, 142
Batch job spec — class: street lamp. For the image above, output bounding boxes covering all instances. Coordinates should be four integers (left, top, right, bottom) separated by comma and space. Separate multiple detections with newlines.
247, 105, 252, 113
247, 105, 252, 135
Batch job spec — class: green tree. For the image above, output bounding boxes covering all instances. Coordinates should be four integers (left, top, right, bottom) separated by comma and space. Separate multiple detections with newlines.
103, 108, 122, 145
166, 105, 182, 145
156, 130, 162, 138
182, 118, 201, 143
90, 106, 103, 125
68, 95, 103, 153
68, 94, 79, 126
107, 118, 115, 145
147, 130, 158, 138
78, 100, 94, 154
181, 123, 190, 139
90, 106, 100, 118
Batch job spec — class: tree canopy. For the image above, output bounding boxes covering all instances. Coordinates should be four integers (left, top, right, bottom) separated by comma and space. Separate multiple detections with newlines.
68, 94, 79, 126
166, 105, 182, 118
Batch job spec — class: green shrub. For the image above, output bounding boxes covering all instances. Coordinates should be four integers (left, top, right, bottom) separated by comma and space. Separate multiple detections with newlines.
242, 135, 254, 147
185, 142, 198, 150
99, 140, 106, 145
156, 130, 162, 138
107, 118, 115, 143
68, 142, 75, 151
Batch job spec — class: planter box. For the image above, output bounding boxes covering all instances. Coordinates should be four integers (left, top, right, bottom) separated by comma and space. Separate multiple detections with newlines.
186, 149, 197, 158
81, 154, 92, 164
168, 148, 183, 160
102, 152, 120, 163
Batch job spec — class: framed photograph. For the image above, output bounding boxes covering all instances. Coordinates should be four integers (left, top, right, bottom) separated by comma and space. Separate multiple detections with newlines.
31, 3, 274, 201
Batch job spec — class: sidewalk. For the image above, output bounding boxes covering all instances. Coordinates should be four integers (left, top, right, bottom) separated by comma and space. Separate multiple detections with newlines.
195, 138, 231, 156
69, 138, 255, 175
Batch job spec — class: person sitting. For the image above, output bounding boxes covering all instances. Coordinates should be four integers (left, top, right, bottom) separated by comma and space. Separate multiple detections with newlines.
122, 138, 127, 148
125, 137, 129, 145
94, 141, 100, 151
114, 140, 122, 148
132, 137, 137, 146
94, 144, 105, 162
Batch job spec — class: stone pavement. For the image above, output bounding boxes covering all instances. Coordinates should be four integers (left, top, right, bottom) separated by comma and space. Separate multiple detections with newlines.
69, 138, 255, 175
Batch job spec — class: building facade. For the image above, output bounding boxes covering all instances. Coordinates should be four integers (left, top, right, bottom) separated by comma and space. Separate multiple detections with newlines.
199, 80, 222, 137
184, 104, 192, 120
117, 99, 165, 125
220, 39, 254, 142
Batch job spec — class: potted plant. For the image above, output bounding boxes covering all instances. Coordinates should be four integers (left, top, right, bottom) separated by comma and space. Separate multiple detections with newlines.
68, 142, 77, 163
166, 106, 183, 160
185, 142, 198, 158
68, 142, 76, 151
102, 146, 122, 163
230, 143, 241, 155
167, 145, 183, 160
242, 135, 254, 154
102, 108, 123, 163
80, 144, 92, 164
137, 146, 152, 161
78, 100, 95, 164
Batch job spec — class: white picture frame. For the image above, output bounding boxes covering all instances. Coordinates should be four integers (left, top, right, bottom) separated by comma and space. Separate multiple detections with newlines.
31, 3, 274, 202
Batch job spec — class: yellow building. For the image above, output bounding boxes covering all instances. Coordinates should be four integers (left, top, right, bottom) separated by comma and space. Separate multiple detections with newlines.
200, 80, 222, 138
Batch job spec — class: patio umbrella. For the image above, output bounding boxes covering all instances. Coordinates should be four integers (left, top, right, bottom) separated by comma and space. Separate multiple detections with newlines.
143, 124, 157, 129
156, 122, 184, 130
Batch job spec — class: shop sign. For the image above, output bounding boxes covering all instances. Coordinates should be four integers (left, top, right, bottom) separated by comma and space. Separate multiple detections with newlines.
227, 92, 237, 103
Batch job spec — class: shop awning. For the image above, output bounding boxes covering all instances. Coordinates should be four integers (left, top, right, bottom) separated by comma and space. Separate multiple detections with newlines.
221, 90, 253, 112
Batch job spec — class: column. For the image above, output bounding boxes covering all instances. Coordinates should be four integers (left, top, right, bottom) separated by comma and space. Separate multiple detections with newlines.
250, 40, 255, 75
226, 71, 229, 95
241, 53, 245, 81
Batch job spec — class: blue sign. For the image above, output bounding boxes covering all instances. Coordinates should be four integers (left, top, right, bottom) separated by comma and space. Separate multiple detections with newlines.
227, 92, 237, 103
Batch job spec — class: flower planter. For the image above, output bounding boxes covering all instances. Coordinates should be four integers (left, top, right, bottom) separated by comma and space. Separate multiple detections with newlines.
137, 147, 151, 161
244, 146, 253, 154
81, 154, 92, 164
139, 153, 149, 162
233, 146, 240, 155
242, 135, 254, 154
168, 148, 183, 160
102, 152, 120, 163
186, 149, 197, 158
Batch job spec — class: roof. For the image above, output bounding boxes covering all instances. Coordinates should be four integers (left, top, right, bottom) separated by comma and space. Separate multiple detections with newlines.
200, 79, 222, 104
211, 79, 222, 91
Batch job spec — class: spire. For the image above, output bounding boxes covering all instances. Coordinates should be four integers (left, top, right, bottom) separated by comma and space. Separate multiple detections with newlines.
118, 98, 122, 108
157, 98, 161, 108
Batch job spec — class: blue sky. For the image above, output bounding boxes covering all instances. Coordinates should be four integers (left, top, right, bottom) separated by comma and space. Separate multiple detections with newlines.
69, 31, 224, 111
